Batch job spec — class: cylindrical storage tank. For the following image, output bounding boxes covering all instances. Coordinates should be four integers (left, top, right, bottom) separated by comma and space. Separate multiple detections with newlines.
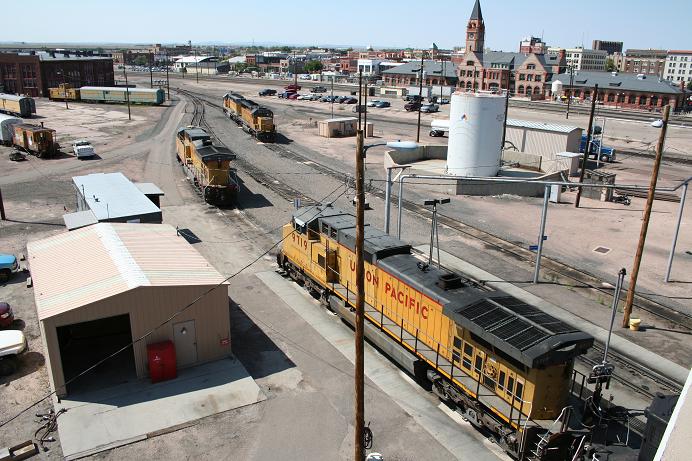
551, 80, 563, 96
446, 91, 506, 177
0, 113, 22, 145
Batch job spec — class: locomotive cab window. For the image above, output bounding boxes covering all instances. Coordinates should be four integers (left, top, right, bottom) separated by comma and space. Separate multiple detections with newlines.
317, 254, 326, 268
498, 370, 506, 391
462, 343, 473, 371
452, 350, 461, 364
330, 228, 337, 239
507, 376, 515, 397
321, 223, 329, 235
515, 381, 524, 401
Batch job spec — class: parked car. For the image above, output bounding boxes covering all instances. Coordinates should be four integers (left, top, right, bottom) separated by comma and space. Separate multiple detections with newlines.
374, 101, 391, 108
420, 104, 439, 113
343, 97, 358, 104
367, 100, 380, 107
404, 101, 422, 111
72, 140, 96, 159
287, 93, 299, 100
278, 91, 297, 99
436, 98, 450, 104
321, 95, 338, 102
0, 302, 14, 328
297, 94, 313, 100
311, 86, 327, 93
403, 94, 423, 102
284, 84, 301, 91
336, 96, 350, 104
0, 254, 18, 281
259, 88, 277, 96
0, 330, 26, 376
307, 94, 322, 101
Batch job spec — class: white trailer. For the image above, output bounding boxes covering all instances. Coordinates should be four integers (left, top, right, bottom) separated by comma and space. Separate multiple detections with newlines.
0, 113, 21, 145
429, 119, 450, 137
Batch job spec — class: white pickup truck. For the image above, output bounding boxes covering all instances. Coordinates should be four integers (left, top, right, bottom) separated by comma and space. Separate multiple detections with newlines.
0, 330, 27, 376
72, 140, 96, 159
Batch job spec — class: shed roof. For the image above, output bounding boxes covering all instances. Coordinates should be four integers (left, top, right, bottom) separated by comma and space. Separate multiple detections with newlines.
80, 86, 162, 94
28, 223, 228, 320
134, 182, 165, 197
506, 118, 581, 134
72, 172, 161, 221
382, 60, 458, 78
0, 93, 30, 102
549, 71, 682, 94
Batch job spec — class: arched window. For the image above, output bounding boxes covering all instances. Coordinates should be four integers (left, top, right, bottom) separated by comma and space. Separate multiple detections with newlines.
662, 97, 669, 106
488, 82, 499, 91
466, 60, 474, 66
607, 93, 615, 102
534, 86, 541, 95
639, 96, 647, 105
628, 94, 636, 104
650, 96, 658, 106
518, 85, 525, 94
473, 82, 479, 90
526, 86, 533, 96
431, 79, 438, 85
617, 94, 625, 103
466, 81, 472, 89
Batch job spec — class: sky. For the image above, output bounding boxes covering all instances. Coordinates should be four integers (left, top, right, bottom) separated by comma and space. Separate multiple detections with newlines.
1, 0, 691, 51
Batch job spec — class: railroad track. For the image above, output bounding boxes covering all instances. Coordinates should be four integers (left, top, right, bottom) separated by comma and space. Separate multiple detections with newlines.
178, 87, 692, 333
177, 88, 317, 207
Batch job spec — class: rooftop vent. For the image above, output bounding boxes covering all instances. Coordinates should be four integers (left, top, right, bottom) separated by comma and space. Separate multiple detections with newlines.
436, 272, 463, 290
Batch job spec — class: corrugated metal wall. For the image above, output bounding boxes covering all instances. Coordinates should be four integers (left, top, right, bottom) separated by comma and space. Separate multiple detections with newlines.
41, 284, 230, 397
506, 126, 571, 157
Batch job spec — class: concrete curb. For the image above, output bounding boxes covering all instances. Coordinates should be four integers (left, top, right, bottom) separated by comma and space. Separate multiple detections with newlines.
417, 245, 689, 386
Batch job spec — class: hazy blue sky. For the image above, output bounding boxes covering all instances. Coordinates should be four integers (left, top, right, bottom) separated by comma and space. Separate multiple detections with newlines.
1, 0, 690, 51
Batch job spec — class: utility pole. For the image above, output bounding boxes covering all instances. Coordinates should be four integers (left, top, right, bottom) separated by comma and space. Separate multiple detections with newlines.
293, 51, 298, 89
194, 45, 199, 84
354, 69, 366, 461
61, 67, 69, 110
331, 75, 334, 118
123, 67, 131, 121
622, 105, 670, 327
416, 54, 424, 143
566, 65, 574, 119
149, 52, 153, 88
0, 188, 6, 220
363, 78, 368, 138
166, 53, 170, 100
574, 84, 598, 208
500, 85, 510, 150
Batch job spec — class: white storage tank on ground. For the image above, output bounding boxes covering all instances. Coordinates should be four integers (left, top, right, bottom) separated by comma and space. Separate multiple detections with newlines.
551, 80, 563, 96
0, 113, 22, 145
446, 91, 506, 177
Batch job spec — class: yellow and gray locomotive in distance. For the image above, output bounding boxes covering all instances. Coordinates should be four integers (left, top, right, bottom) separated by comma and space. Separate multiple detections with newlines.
223, 92, 276, 142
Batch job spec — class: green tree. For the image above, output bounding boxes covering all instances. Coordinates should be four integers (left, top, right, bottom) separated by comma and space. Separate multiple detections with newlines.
279, 46, 292, 53
133, 55, 149, 66
687, 80, 692, 91
605, 57, 615, 72
303, 60, 324, 73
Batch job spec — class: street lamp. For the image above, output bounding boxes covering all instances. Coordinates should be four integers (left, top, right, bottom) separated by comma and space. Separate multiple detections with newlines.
59, 68, 68, 110
566, 65, 574, 119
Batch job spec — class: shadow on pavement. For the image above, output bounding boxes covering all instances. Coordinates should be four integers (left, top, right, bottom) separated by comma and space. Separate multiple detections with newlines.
229, 298, 296, 380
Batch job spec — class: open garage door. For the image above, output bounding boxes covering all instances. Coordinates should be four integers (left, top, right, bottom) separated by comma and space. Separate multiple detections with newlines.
57, 314, 136, 395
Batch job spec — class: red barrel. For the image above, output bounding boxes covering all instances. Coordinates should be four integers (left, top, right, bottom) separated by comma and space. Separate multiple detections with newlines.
147, 340, 177, 383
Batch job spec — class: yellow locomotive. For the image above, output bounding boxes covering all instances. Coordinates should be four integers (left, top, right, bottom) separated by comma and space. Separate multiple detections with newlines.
48, 84, 80, 101
223, 92, 275, 142
175, 126, 238, 205
277, 206, 594, 460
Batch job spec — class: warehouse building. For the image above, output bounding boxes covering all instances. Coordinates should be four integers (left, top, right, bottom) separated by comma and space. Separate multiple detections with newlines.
0, 51, 114, 97
63, 172, 164, 230
28, 223, 231, 397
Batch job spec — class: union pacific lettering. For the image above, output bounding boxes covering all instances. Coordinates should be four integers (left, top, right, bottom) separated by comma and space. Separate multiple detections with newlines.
349, 260, 379, 286
384, 281, 429, 320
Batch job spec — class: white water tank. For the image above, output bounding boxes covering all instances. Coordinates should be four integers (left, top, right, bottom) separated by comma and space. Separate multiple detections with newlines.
551, 80, 563, 95
446, 91, 506, 177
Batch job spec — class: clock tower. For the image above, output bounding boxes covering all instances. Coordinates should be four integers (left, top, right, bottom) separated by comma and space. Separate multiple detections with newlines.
465, 0, 485, 53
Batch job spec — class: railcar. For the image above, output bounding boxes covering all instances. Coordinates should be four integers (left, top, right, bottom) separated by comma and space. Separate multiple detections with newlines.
222, 92, 275, 142
77, 86, 165, 105
48, 84, 81, 101
277, 205, 595, 460
175, 126, 239, 205
0, 114, 22, 146
0, 93, 33, 118
13, 124, 57, 158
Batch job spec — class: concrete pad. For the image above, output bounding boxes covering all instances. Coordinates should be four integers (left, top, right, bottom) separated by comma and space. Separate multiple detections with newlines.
55, 358, 265, 460
256, 271, 509, 461
418, 245, 690, 386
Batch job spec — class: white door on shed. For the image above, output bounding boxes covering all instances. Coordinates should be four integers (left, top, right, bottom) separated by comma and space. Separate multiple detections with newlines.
173, 320, 197, 367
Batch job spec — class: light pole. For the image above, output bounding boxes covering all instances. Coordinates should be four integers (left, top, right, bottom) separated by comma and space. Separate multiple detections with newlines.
165, 53, 170, 100
415, 54, 425, 142
566, 65, 574, 119
194, 44, 199, 84
424, 198, 450, 268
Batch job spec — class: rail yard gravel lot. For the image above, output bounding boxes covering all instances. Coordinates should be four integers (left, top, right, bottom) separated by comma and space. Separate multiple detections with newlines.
0, 75, 690, 459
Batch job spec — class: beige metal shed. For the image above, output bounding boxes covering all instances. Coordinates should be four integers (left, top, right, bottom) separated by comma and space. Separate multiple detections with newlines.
318, 117, 358, 138
28, 223, 230, 397
505, 119, 583, 156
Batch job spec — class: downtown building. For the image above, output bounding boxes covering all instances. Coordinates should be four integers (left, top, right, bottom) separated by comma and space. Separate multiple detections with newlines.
664, 51, 692, 85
